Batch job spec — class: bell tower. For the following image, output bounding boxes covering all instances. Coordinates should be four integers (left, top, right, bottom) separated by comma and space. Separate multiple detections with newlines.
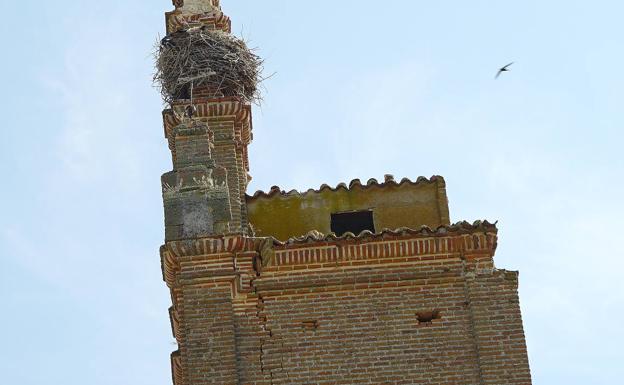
160, 0, 255, 240
154, 2, 533, 385
157, 2, 264, 384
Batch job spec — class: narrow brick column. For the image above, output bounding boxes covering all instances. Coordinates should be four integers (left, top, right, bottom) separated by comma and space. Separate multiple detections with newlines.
162, 237, 262, 385
164, 100, 253, 234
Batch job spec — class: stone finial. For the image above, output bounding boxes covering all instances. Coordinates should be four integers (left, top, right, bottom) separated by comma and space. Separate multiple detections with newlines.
166, 0, 230, 36
173, 0, 221, 14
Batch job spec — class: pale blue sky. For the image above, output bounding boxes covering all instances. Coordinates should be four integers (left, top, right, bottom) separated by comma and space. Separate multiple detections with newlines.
0, 1, 622, 384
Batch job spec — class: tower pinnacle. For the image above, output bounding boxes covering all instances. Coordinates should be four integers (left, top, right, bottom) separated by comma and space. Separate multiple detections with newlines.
166, 0, 230, 34
158, 0, 259, 240
172, 0, 221, 14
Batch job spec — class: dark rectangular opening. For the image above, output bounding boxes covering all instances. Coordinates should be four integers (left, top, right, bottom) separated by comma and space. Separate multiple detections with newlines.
331, 210, 375, 236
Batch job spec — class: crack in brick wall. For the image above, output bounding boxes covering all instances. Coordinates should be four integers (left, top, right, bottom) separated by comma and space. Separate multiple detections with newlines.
162, 230, 531, 384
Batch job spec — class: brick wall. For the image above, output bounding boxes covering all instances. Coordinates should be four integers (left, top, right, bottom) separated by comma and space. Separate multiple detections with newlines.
157, 5, 531, 385
256, 271, 481, 384
161, 226, 532, 385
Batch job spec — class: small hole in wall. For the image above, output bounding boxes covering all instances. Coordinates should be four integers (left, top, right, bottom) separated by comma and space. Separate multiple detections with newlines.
302, 320, 319, 330
416, 310, 441, 325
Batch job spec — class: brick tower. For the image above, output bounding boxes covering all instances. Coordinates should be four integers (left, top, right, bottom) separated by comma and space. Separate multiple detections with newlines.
157, 1, 533, 384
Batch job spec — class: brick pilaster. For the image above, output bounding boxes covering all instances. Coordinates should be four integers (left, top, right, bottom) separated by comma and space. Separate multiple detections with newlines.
465, 267, 533, 385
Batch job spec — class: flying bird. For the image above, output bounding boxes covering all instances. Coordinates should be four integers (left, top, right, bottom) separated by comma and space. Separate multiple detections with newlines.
495, 62, 514, 79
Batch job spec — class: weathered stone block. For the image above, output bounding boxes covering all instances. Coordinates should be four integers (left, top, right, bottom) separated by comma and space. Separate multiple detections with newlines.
162, 165, 232, 241
163, 189, 231, 240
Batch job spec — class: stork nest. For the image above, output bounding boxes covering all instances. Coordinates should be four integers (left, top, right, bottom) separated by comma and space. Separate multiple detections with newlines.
154, 28, 263, 104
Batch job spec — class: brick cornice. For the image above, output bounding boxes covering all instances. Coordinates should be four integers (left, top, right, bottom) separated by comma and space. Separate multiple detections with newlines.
159, 225, 497, 287
163, 98, 252, 139
171, 350, 184, 385
164, 235, 253, 258
160, 245, 179, 289
169, 306, 181, 341
268, 231, 497, 269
